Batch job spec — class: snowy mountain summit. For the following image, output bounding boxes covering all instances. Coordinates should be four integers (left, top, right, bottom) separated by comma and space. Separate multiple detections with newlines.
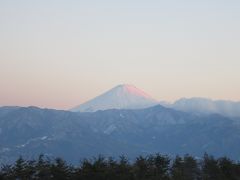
71, 84, 159, 112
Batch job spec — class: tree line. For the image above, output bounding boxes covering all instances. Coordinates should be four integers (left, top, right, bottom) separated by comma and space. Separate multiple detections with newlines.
0, 153, 240, 180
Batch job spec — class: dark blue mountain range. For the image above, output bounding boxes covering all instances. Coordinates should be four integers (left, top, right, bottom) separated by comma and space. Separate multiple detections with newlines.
0, 105, 240, 164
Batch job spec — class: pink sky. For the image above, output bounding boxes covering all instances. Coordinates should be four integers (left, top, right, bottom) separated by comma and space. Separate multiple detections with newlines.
1, 1, 240, 109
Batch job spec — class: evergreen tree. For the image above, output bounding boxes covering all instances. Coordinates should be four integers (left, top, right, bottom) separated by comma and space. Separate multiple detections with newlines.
0, 164, 13, 180
78, 158, 93, 180
218, 157, 238, 180
12, 156, 29, 179
35, 154, 52, 179
117, 155, 133, 180
153, 154, 170, 179
183, 154, 200, 180
202, 153, 222, 180
134, 156, 149, 180
171, 155, 200, 180
171, 156, 185, 180
51, 157, 71, 180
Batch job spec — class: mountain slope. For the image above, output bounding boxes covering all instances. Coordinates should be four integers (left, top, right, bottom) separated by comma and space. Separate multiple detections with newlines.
71, 84, 159, 112
1, 106, 240, 164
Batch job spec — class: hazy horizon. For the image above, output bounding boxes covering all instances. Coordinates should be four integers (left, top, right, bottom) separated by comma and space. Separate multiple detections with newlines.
1, 0, 240, 109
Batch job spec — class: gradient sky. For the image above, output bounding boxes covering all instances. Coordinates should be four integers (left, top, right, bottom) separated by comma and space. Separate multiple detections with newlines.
0, 0, 240, 109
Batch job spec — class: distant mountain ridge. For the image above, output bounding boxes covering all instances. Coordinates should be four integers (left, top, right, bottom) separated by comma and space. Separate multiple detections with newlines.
71, 84, 240, 118
1, 105, 240, 164
1, 85, 240, 164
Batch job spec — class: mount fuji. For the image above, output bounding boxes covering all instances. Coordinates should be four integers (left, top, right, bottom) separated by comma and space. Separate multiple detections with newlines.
71, 84, 159, 112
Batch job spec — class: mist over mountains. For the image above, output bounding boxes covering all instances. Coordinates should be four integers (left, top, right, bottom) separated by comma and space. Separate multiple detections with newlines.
170, 97, 240, 118
1, 85, 240, 164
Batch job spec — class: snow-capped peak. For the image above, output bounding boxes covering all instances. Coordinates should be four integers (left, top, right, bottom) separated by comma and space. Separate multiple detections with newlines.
118, 84, 155, 100
70, 84, 159, 112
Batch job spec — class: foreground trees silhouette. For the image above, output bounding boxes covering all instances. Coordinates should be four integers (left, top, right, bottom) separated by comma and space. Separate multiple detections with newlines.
1, 153, 240, 180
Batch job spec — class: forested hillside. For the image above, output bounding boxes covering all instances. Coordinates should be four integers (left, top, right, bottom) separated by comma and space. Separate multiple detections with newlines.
1, 154, 240, 180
